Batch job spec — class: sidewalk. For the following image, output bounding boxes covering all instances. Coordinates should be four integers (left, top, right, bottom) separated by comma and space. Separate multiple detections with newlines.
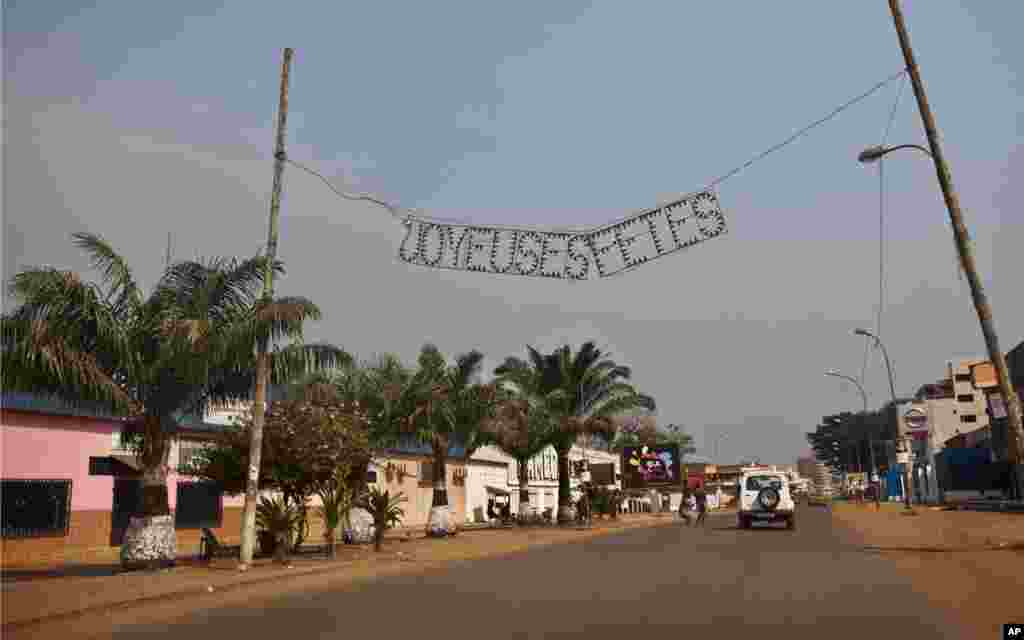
831, 501, 1024, 639
831, 501, 1024, 550
2, 514, 674, 631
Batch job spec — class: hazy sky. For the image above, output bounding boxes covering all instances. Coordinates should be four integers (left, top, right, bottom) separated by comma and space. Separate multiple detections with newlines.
5, 2, 1022, 464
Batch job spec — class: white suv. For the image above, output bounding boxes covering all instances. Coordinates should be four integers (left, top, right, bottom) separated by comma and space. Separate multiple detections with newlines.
737, 471, 796, 530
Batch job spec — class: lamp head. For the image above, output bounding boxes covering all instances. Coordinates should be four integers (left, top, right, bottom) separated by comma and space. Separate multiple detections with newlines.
858, 145, 886, 164
854, 328, 872, 338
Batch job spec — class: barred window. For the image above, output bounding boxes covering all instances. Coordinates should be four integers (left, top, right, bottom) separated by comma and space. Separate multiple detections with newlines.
2, 479, 73, 538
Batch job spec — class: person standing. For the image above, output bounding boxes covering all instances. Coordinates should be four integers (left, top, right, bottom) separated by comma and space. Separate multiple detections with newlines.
694, 485, 708, 527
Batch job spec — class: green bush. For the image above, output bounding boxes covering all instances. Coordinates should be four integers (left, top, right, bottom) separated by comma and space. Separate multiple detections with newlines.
256, 496, 305, 563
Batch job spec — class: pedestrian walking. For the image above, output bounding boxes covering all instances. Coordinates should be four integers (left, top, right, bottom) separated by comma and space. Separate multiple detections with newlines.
694, 486, 708, 527
678, 490, 692, 526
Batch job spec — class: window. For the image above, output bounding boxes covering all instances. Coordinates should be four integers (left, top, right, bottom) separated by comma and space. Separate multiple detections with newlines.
744, 475, 783, 492
957, 394, 975, 403
174, 482, 223, 529
954, 374, 972, 383
961, 414, 978, 424
2, 479, 73, 538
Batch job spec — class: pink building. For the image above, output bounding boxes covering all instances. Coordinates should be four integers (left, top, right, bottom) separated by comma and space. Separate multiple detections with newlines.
1, 394, 227, 568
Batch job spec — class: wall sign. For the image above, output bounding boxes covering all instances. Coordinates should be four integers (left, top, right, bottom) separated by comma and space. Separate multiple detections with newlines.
397, 191, 728, 279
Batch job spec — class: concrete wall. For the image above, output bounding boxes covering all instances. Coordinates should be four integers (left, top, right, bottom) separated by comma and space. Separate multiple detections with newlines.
465, 462, 511, 523
368, 454, 467, 528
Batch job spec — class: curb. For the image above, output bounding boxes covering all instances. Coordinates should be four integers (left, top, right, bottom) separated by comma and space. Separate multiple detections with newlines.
1, 560, 353, 632
2, 517, 673, 632
860, 541, 1024, 553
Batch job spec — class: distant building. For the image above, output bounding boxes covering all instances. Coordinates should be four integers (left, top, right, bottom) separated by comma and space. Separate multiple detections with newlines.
947, 359, 992, 449
797, 456, 834, 496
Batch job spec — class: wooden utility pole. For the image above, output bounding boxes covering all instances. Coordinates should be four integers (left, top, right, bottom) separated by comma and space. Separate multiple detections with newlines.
887, 0, 1024, 500
239, 47, 294, 568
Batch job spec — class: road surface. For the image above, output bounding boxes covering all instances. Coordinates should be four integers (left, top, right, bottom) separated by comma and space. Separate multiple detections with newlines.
106, 507, 967, 638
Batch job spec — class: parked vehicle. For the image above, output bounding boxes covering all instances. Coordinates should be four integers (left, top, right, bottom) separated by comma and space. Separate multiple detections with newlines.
737, 471, 796, 530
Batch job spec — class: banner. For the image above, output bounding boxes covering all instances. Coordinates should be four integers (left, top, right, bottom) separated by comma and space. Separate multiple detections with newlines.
397, 191, 727, 279
621, 445, 681, 490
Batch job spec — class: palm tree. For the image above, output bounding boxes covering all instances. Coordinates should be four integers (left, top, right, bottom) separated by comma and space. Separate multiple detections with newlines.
397, 344, 499, 537
497, 342, 655, 525
481, 384, 554, 521
1, 233, 346, 568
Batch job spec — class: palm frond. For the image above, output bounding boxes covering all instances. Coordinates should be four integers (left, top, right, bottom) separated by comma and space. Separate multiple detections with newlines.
270, 342, 351, 385
255, 296, 321, 343
1, 315, 134, 411
70, 232, 143, 317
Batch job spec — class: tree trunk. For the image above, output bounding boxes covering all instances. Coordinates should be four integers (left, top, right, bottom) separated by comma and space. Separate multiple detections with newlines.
556, 444, 574, 525
139, 416, 171, 516
432, 443, 449, 508
426, 440, 455, 537
325, 528, 336, 559
374, 527, 384, 552
292, 500, 309, 553
121, 422, 176, 570
274, 533, 289, 563
517, 459, 531, 523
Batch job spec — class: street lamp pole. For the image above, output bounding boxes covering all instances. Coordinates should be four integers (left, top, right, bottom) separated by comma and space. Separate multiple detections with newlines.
825, 370, 877, 479
881, 0, 1024, 500
855, 328, 913, 512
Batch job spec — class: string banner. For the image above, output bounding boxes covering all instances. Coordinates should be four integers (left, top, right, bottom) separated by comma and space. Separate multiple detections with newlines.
397, 190, 728, 279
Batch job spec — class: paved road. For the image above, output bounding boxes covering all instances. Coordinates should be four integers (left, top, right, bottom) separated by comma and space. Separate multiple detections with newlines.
112, 507, 965, 639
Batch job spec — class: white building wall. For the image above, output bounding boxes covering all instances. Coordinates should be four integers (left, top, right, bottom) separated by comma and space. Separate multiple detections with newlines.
464, 460, 511, 523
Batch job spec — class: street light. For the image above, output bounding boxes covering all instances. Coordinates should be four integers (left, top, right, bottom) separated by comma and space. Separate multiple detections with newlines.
824, 369, 878, 481
853, 328, 913, 512
857, 144, 932, 163
713, 429, 730, 463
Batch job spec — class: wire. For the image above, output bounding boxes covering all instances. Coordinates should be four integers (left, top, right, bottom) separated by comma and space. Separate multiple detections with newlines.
286, 158, 408, 220
860, 74, 907, 387
704, 69, 907, 190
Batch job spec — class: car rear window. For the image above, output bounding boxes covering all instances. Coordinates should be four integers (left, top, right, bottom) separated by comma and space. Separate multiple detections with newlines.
745, 475, 784, 491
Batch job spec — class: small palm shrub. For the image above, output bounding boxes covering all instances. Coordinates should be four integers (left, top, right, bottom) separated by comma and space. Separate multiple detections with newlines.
316, 477, 352, 560
256, 496, 304, 563
590, 487, 611, 519
356, 487, 407, 552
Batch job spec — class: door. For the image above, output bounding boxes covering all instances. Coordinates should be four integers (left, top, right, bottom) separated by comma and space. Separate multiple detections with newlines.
110, 477, 143, 546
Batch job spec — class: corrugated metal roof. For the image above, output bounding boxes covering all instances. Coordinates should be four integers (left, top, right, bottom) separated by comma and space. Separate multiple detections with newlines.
1, 392, 228, 433
1, 392, 128, 421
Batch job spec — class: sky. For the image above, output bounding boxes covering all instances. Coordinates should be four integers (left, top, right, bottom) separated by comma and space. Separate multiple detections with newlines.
4, 1, 1023, 464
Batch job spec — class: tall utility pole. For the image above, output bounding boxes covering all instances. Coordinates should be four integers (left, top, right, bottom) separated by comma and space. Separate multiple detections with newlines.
239, 48, 294, 569
887, 0, 1024, 499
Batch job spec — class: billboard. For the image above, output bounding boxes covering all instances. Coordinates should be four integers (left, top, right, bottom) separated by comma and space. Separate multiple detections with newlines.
621, 445, 681, 490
